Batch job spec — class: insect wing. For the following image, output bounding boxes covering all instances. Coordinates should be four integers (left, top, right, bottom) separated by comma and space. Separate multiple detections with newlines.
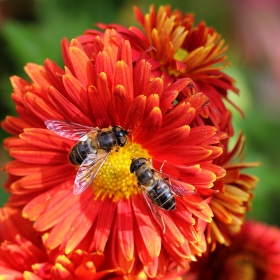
45, 120, 97, 141
73, 151, 109, 195
141, 189, 167, 234
159, 171, 197, 196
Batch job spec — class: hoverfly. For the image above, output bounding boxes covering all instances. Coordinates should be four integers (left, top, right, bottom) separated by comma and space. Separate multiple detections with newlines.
45, 120, 129, 195
130, 157, 196, 233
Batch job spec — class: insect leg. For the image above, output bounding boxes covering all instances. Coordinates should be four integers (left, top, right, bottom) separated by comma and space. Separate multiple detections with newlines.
155, 211, 166, 234
159, 160, 167, 174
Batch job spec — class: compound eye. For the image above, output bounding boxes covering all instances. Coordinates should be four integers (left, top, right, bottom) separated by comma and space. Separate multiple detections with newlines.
118, 136, 127, 147
130, 159, 138, 173
138, 158, 148, 165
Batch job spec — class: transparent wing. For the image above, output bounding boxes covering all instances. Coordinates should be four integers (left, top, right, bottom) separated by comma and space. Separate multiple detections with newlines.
73, 151, 109, 195
141, 189, 167, 234
45, 120, 97, 141
159, 171, 197, 196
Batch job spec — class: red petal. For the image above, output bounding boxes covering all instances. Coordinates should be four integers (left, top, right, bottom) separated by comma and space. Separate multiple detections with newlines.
181, 195, 213, 222
61, 38, 75, 74
65, 196, 102, 254
159, 90, 179, 115
151, 146, 212, 165
108, 215, 135, 274
143, 77, 163, 99
144, 257, 159, 278
10, 147, 67, 164
144, 125, 190, 150
12, 165, 73, 192
96, 72, 114, 124
184, 92, 208, 112
46, 208, 78, 250
44, 59, 65, 93
96, 49, 115, 86
117, 199, 134, 261
111, 85, 129, 126
113, 61, 133, 102
143, 94, 159, 120
34, 190, 77, 231
163, 237, 191, 268
20, 128, 73, 151
132, 194, 161, 261
186, 126, 219, 146
133, 60, 151, 97
62, 74, 92, 119
24, 92, 64, 121
24, 63, 50, 90
69, 46, 95, 86
10, 75, 30, 89
133, 6, 145, 26
0, 207, 35, 244
3, 160, 46, 176
124, 95, 146, 132
48, 86, 92, 125
133, 107, 162, 143
90, 197, 116, 254
2, 116, 31, 135
23, 185, 71, 221
117, 40, 133, 76
88, 82, 111, 128
171, 204, 197, 242
166, 78, 194, 93
51, 264, 75, 280
161, 102, 195, 129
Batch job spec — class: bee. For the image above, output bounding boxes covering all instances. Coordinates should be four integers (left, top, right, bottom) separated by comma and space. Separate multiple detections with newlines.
130, 157, 196, 233
45, 120, 129, 195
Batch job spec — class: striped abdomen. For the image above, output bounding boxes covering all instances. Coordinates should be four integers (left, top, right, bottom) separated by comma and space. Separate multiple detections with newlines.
69, 139, 97, 165
147, 180, 176, 210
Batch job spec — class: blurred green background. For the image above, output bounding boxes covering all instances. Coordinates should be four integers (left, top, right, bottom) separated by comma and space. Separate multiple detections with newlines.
1, 0, 280, 227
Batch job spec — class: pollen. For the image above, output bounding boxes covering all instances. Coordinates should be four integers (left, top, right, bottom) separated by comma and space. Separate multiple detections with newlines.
92, 143, 150, 201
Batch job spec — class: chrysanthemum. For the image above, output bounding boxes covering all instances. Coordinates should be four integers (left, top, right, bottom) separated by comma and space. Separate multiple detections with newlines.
0, 206, 122, 279
206, 134, 260, 249
189, 220, 280, 280
2, 31, 226, 276
79, 5, 242, 136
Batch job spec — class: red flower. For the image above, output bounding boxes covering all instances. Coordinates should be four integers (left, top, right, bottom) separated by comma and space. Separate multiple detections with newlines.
206, 134, 260, 249
0, 206, 122, 279
79, 5, 242, 136
189, 221, 280, 280
2, 31, 226, 276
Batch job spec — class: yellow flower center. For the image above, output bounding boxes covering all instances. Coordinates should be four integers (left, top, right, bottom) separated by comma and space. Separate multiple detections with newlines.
174, 48, 188, 62
92, 143, 150, 201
